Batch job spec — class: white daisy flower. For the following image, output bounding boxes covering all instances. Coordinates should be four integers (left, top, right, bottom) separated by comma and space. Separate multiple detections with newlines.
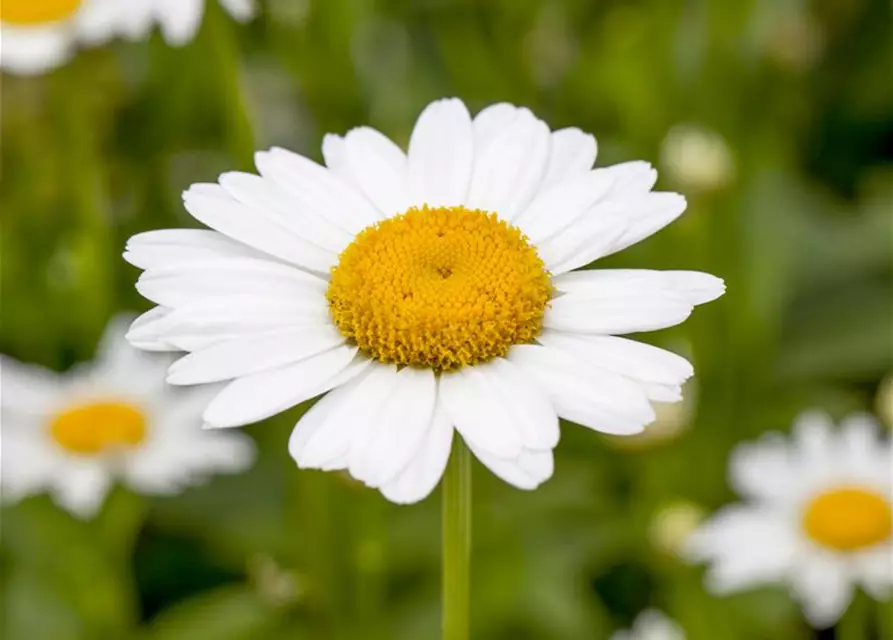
0, 0, 254, 75
125, 98, 725, 505
0, 316, 256, 519
610, 609, 685, 640
685, 411, 893, 628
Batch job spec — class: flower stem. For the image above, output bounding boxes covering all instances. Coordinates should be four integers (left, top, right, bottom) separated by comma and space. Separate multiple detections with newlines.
442, 438, 472, 640
837, 591, 869, 640
207, 1, 255, 170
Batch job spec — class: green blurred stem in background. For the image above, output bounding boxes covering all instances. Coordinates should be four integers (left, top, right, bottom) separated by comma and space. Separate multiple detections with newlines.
206, 0, 255, 170
837, 590, 871, 640
442, 438, 472, 640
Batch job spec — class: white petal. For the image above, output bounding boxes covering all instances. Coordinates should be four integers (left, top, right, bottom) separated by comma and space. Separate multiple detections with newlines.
545, 270, 724, 335
553, 269, 726, 305
348, 367, 438, 487
508, 344, 654, 434
0, 356, 63, 418
129, 294, 330, 352
127, 307, 179, 351
465, 108, 550, 220
604, 161, 658, 195
202, 346, 364, 428
853, 546, 893, 600
294, 363, 400, 469
135, 257, 327, 307
791, 553, 853, 628
438, 365, 525, 458
0, 25, 73, 76
469, 445, 553, 490
124, 229, 263, 271
155, 0, 204, 45
729, 432, 802, 504
472, 103, 520, 150
255, 147, 382, 234
684, 505, 798, 593
51, 464, 111, 519
514, 169, 615, 243
0, 429, 60, 501
600, 192, 688, 258
791, 411, 837, 479
339, 127, 411, 216
536, 331, 693, 386
380, 405, 454, 504
220, 0, 256, 21
92, 313, 169, 392
407, 98, 474, 208
182, 183, 341, 270
545, 291, 692, 335
478, 358, 559, 450
542, 127, 597, 189
536, 213, 629, 275
217, 170, 351, 255
167, 327, 345, 385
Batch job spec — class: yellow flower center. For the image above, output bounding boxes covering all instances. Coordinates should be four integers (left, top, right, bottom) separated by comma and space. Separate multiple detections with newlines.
802, 487, 892, 552
1, 0, 83, 24
50, 401, 147, 456
327, 205, 552, 371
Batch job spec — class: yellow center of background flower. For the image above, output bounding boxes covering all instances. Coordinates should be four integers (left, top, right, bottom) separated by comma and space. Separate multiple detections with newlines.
802, 487, 892, 551
1, 0, 82, 24
327, 205, 552, 371
50, 401, 147, 456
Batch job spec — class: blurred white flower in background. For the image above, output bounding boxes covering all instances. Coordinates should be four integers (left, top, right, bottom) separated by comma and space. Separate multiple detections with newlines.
685, 411, 893, 627
610, 609, 686, 640
0, 0, 254, 75
0, 315, 255, 519
660, 124, 734, 193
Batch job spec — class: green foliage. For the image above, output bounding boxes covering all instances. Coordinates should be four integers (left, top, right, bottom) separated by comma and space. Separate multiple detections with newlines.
2, 0, 891, 639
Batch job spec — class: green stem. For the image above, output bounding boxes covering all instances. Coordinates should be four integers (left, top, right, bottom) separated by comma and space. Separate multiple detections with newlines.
207, 2, 255, 170
880, 599, 893, 640
442, 438, 472, 640
837, 591, 869, 640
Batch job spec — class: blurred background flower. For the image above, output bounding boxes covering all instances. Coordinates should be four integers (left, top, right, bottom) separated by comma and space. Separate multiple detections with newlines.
1, 315, 255, 518
1, 0, 891, 638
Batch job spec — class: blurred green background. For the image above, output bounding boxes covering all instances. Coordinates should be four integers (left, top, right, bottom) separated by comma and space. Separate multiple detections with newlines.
1, 0, 892, 638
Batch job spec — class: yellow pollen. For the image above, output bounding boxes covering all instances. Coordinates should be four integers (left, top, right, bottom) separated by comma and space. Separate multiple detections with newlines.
327, 205, 552, 371
50, 401, 147, 456
802, 487, 892, 552
1, 0, 82, 24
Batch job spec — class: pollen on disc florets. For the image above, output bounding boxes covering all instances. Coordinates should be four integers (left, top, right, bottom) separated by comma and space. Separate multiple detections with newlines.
327, 205, 552, 371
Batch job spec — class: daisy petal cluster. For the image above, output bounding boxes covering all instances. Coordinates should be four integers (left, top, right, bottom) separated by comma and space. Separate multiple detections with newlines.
0, 316, 255, 518
126, 97, 725, 504
685, 411, 893, 627
0, 0, 254, 75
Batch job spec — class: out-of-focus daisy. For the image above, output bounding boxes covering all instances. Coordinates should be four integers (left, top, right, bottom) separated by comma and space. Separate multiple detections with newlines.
126, 97, 724, 504
685, 411, 893, 627
0, 0, 254, 76
0, 316, 255, 518
610, 609, 685, 640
